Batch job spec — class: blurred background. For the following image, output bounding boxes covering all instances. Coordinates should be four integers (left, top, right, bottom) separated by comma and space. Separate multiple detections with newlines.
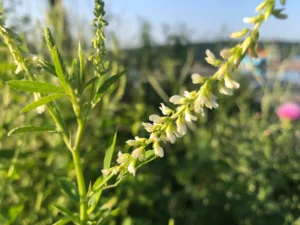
0, 0, 300, 224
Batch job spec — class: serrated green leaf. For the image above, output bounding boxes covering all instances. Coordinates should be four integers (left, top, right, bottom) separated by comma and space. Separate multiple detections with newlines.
52, 204, 79, 223
59, 178, 79, 203
20, 94, 67, 114
6, 80, 64, 93
52, 46, 69, 91
96, 69, 127, 97
8, 125, 57, 136
103, 132, 117, 177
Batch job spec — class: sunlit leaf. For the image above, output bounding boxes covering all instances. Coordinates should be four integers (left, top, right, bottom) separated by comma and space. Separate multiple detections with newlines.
52, 46, 69, 91
8, 125, 57, 136
103, 131, 117, 177
20, 93, 67, 113
6, 80, 64, 93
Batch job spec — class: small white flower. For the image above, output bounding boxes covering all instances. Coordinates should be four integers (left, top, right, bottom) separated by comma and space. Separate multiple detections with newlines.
34, 93, 45, 114
128, 162, 136, 176
224, 75, 240, 89
166, 125, 176, 143
193, 103, 205, 116
149, 133, 159, 142
142, 122, 154, 132
219, 85, 233, 96
206, 49, 215, 59
205, 94, 219, 109
220, 48, 233, 59
116, 151, 129, 164
32, 55, 39, 61
111, 167, 120, 175
196, 92, 219, 109
183, 91, 197, 99
15, 63, 23, 74
205, 49, 221, 66
169, 95, 184, 105
132, 147, 144, 159
149, 114, 164, 124
101, 169, 111, 176
159, 103, 172, 115
218, 81, 233, 95
230, 28, 250, 39
243, 17, 256, 24
191, 73, 205, 84
153, 141, 164, 157
184, 108, 197, 122
126, 139, 137, 146
176, 116, 187, 136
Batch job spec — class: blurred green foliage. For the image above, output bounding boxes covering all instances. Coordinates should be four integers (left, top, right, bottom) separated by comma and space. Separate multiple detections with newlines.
0, 1, 299, 224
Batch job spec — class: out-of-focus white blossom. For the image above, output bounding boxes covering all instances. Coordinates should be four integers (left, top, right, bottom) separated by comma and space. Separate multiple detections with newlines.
153, 142, 164, 157
224, 75, 240, 89
169, 95, 184, 105
116, 151, 129, 164
159, 103, 173, 115
176, 116, 187, 136
128, 162, 136, 176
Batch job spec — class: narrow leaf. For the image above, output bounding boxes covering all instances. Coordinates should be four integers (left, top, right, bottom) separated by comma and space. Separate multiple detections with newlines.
87, 190, 102, 214
8, 125, 57, 136
96, 69, 127, 97
52, 218, 72, 225
52, 204, 79, 223
20, 94, 67, 114
52, 46, 69, 91
59, 178, 79, 203
7, 80, 64, 93
38, 59, 57, 77
103, 132, 117, 177
78, 42, 84, 85
83, 77, 99, 91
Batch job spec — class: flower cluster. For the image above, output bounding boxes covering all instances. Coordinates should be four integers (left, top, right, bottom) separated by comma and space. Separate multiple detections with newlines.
102, 0, 287, 178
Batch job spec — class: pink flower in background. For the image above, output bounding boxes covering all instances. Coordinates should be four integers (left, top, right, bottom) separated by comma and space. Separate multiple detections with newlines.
276, 102, 300, 121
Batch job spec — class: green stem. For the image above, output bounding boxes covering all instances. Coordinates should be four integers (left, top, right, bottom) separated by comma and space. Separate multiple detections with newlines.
71, 148, 87, 224
72, 117, 87, 224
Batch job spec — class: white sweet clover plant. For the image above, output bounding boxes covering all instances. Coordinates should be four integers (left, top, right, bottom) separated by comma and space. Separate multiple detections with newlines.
102, 0, 287, 178
0, 0, 287, 224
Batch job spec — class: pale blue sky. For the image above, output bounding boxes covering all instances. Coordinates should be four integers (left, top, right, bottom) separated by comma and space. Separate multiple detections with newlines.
5, 0, 300, 47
